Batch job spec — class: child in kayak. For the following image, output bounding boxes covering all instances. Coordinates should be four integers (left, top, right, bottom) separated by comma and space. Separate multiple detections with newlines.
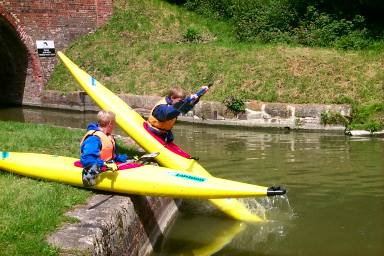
147, 85, 209, 142
80, 110, 129, 186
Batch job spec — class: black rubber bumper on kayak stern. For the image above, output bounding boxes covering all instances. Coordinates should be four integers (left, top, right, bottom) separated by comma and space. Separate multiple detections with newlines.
267, 186, 286, 196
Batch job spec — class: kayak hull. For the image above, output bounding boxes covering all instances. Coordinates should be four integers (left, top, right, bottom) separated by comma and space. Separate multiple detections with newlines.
0, 151, 271, 199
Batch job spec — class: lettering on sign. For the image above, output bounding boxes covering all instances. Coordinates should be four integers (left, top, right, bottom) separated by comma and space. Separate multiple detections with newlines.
36, 40, 55, 57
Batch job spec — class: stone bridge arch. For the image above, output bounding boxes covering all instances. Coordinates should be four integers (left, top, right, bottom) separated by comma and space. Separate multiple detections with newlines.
0, 0, 113, 106
0, 6, 43, 105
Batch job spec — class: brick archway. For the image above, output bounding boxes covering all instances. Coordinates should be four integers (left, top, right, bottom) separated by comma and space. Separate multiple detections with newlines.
0, 6, 43, 105
0, 0, 113, 105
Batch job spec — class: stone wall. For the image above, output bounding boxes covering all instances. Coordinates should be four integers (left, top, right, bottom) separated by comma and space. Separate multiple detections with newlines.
33, 90, 351, 131
183, 100, 350, 131
0, 0, 113, 104
48, 195, 181, 255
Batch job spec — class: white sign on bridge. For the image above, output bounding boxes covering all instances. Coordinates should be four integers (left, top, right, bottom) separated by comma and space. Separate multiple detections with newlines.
36, 40, 55, 57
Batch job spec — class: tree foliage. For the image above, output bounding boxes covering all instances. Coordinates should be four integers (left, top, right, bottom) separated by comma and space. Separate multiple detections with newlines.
170, 0, 384, 49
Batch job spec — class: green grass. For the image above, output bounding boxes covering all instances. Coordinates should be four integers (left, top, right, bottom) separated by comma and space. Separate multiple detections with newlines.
0, 121, 136, 255
46, 0, 384, 129
349, 103, 384, 132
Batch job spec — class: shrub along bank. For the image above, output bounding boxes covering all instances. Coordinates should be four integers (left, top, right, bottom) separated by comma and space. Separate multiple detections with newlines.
180, 0, 384, 50
47, 0, 384, 131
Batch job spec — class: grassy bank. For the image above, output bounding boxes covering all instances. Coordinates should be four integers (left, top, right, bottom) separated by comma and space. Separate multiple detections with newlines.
47, 0, 384, 130
0, 121, 136, 255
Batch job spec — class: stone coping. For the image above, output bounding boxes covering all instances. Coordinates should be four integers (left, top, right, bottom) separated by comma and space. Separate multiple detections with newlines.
48, 194, 181, 255
24, 90, 353, 132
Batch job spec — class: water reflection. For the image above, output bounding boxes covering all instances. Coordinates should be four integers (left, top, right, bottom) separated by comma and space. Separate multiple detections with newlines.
156, 196, 296, 256
155, 216, 245, 256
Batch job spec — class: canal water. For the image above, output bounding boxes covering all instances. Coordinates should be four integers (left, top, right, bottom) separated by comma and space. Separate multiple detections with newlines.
1, 107, 383, 256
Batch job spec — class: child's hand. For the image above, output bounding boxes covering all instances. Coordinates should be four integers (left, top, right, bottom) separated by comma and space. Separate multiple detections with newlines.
105, 162, 118, 171
190, 94, 199, 101
193, 86, 209, 99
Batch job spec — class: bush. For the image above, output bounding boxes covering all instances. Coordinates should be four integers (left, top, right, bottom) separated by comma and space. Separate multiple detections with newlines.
320, 110, 349, 126
179, 1, 375, 49
365, 122, 384, 132
232, 0, 297, 42
294, 7, 370, 49
348, 103, 384, 132
182, 27, 202, 42
223, 96, 246, 114
334, 30, 370, 50
184, 0, 234, 19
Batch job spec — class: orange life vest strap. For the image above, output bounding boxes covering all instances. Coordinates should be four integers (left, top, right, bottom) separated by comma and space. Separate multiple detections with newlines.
80, 130, 115, 161
147, 98, 177, 132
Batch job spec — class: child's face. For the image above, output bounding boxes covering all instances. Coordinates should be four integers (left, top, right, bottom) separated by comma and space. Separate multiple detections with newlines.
105, 121, 115, 135
171, 95, 183, 105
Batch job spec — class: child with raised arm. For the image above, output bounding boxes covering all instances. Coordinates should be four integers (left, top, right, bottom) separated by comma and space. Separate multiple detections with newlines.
147, 85, 209, 142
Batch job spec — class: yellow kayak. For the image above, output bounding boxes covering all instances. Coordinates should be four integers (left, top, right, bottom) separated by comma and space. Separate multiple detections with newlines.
57, 51, 285, 222
0, 151, 280, 199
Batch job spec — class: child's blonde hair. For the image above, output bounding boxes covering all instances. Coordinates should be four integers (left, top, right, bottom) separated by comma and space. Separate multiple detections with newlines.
168, 87, 185, 99
97, 110, 115, 127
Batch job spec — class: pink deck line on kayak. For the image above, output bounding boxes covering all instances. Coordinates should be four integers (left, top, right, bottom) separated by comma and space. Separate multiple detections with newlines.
74, 161, 142, 171
143, 122, 192, 159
